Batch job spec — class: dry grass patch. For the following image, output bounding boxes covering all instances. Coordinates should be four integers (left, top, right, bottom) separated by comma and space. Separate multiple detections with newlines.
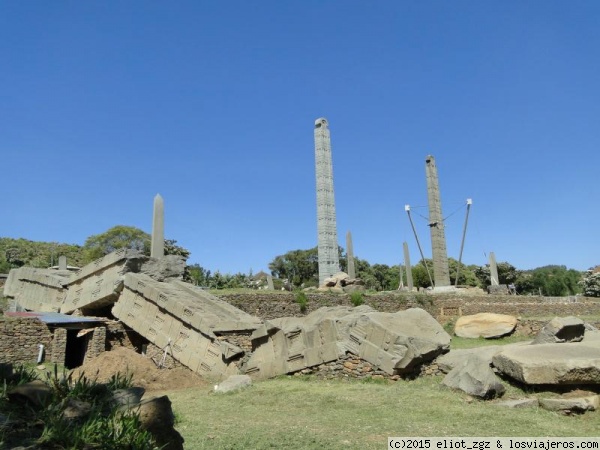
168, 376, 599, 449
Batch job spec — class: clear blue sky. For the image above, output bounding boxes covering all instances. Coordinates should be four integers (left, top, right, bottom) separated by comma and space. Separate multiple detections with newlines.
2, 1, 599, 274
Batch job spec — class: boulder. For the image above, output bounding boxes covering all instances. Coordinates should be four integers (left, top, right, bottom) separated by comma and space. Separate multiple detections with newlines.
63, 398, 91, 420
441, 355, 505, 399
112, 387, 145, 408
539, 394, 599, 414
532, 316, 585, 344
7, 380, 52, 407
492, 342, 600, 385
454, 313, 517, 339
214, 375, 252, 393
435, 341, 531, 373
139, 255, 186, 282
346, 308, 451, 374
321, 272, 349, 288
136, 395, 184, 450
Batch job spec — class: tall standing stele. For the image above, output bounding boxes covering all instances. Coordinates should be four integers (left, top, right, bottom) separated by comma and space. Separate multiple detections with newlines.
151, 193, 165, 258
314, 118, 340, 285
425, 155, 450, 287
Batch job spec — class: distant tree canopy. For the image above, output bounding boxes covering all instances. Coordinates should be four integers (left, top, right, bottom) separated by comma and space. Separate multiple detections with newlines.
82, 225, 190, 263
0, 232, 589, 297
0, 238, 84, 272
579, 266, 600, 297
82, 225, 150, 263
268, 247, 320, 287
0, 226, 191, 273
515, 265, 582, 296
267, 248, 480, 291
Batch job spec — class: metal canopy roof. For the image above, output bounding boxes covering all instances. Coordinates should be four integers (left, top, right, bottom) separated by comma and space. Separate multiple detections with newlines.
5, 311, 105, 325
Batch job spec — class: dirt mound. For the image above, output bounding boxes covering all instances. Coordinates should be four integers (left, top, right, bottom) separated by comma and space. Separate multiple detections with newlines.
73, 347, 209, 392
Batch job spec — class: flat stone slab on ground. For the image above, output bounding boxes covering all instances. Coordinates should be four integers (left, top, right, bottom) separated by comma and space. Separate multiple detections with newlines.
494, 398, 539, 408
454, 313, 517, 339
492, 342, 600, 385
539, 395, 599, 413
435, 342, 531, 373
214, 375, 252, 393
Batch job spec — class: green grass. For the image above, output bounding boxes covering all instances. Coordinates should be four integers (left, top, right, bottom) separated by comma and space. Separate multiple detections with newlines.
169, 376, 599, 450
450, 334, 532, 350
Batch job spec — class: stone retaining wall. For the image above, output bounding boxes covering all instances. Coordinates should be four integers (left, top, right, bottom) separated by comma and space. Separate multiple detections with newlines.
217, 292, 600, 323
84, 327, 106, 363
0, 317, 53, 365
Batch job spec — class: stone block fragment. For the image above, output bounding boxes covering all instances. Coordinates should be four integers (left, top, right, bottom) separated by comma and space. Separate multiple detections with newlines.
492, 343, 600, 385
454, 313, 517, 339
539, 395, 599, 413
495, 398, 539, 409
62, 249, 143, 314
441, 355, 505, 399
532, 316, 585, 344
214, 375, 252, 393
3, 267, 68, 312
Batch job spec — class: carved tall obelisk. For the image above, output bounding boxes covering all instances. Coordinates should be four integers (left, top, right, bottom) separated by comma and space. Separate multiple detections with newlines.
314, 118, 340, 285
151, 194, 164, 258
425, 155, 450, 287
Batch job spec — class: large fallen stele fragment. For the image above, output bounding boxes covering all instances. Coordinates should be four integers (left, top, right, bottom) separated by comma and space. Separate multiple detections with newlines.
113, 273, 263, 380
492, 342, 600, 385
245, 305, 450, 379
3, 267, 69, 312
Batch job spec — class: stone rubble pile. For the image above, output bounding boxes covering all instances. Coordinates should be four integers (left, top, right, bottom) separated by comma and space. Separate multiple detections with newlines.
434, 314, 600, 414
3, 251, 447, 382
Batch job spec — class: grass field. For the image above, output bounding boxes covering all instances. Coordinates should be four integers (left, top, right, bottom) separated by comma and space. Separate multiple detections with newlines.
168, 376, 599, 450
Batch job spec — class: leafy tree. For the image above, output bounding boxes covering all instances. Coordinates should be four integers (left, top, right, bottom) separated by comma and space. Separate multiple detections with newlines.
83, 226, 150, 263
164, 239, 191, 259
269, 247, 319, 287
412, 259, 433, 289
516, 265, 582, 296
82, 226, 190, 263
474, 262, 519, 287
0, 237, 84, 270
579, 266, 600, 297
185, 263, 211, 286
448, 259, 479, 287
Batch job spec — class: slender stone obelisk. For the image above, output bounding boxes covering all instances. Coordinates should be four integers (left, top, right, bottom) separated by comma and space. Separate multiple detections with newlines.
58, 255, 67, 271
403, 242, 414, 291
151, 194, 165, 258
346, 231, 356, 279
489, 252, 499, 286
267, 274, 275, 290
425, 155, 451, 288
314, 118, 340, 285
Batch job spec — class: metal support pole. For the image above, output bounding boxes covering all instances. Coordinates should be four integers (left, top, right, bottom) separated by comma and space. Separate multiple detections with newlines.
405, 205, 434, 288
455, 198, 472, 286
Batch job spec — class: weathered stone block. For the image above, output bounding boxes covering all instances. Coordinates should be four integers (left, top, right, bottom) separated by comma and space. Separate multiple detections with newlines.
492, 343, 600, 385
454, 313, 517, 339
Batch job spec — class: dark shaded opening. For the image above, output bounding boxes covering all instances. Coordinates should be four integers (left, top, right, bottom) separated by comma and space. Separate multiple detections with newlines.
64, 329, 87, 369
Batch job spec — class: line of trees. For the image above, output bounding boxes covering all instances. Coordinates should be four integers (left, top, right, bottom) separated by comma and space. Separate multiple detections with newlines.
1, 228, 598, 297
0, 226, 189, 272
267, 246, 592, 297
